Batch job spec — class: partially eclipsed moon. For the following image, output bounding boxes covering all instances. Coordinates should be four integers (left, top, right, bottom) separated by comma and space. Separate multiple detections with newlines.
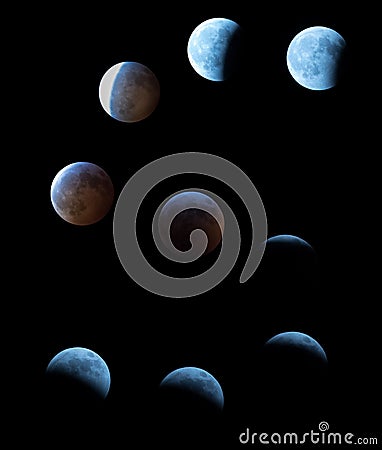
159, 366, 224, 412
187, 17, 242, 81
50, 161, 114, 225
263, 234, 319, 287
45, 347, 111, 400
157, 190, 224, 257
99, 61, 160, 123
264, 331, 328, 364
258, 331, 329, 425
286, 25, 347, 90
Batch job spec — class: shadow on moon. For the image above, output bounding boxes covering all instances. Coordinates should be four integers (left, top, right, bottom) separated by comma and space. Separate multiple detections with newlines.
99, 61, 160, 123
154, 367, 225, 446
286, 26, 347, 91
254, 331, 329, 427
187, 18, 243, 82
50, 162, 114, 226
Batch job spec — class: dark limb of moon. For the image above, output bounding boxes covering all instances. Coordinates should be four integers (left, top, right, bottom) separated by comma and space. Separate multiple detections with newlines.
50, 162, 114, 225
113, 152, 267, 298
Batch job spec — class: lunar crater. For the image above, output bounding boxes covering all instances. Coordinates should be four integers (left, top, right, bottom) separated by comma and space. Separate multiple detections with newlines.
51, 162, 114, 225
287, 26, 346, 90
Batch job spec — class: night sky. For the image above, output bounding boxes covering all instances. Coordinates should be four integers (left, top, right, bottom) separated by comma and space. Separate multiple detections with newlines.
29, 2, 379, 447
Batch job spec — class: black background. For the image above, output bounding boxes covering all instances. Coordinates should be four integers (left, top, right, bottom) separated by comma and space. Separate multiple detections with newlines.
31, 1, 379, 447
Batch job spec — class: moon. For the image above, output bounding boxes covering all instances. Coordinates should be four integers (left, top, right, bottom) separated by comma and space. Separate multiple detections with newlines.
157, 190, 224, 257
50, 161, 114, 225
286, 25, 347, 90
258, 331, 328, 425
159, 366, 224, 412
99, 61, 160, 122
187, 17, 242, 81
45, 347, 111, 401
157, 366, 224, 445
261, 234, 319, 285
265, 234, 317, 260
261, 330, 328, 392
264, 331, 328, 365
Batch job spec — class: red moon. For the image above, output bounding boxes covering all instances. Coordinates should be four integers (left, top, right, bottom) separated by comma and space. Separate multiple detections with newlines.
158, 191, 224, 255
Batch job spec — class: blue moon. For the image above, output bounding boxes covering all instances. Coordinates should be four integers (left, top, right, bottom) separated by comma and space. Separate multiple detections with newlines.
258, 331, 329, 425
287, 26, 347, 90
159, 366, 224, 411
264, 331, 328, 364
263, 234, 319, 281
157, 190, 224, 256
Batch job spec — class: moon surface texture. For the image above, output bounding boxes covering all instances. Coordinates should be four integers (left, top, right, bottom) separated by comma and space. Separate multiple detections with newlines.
50, 161, 114, 225
187, 17, 242, 81
287, 25, 347, 90
157, 367, 225, 445
99, 61, 160, 122
159, 366, 224, 412
264, 331, 328, 365
157, 190, 224, 257
265, 234, 316, 260
45, 347, 111, 400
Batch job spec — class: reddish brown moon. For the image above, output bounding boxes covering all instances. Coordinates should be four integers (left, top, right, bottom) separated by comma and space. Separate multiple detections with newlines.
50, 162, 114, 225
158, 191, 224, 255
